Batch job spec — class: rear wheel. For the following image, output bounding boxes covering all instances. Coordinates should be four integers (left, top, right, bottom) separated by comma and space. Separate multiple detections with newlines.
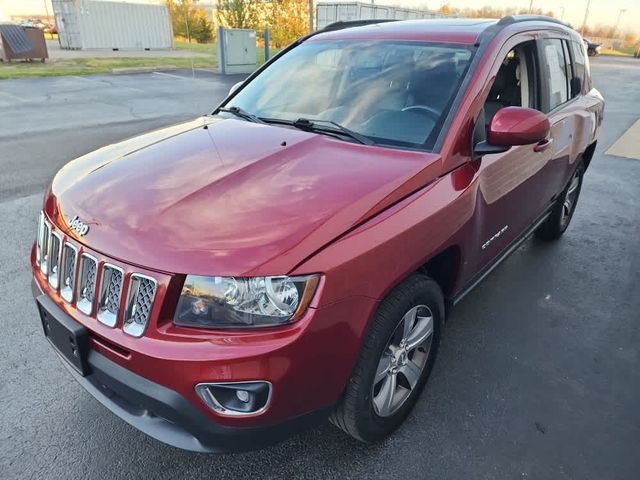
329, 274, 444, 442
535, 165, 584, 241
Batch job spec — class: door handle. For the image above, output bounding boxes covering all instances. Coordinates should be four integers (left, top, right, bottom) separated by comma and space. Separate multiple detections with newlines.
533, 138, 553, 153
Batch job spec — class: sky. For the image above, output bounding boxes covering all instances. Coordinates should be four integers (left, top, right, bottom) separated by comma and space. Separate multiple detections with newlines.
0, 0, 637, 31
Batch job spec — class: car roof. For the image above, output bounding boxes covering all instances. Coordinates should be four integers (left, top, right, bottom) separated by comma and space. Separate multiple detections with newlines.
312, 16, 573, 45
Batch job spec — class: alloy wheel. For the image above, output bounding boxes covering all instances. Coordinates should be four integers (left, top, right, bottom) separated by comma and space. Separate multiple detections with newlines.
372, 305, 434, 418
561, 172, 581, 228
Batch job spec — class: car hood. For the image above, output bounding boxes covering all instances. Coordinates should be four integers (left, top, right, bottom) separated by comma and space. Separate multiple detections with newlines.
46, 116, 441, 276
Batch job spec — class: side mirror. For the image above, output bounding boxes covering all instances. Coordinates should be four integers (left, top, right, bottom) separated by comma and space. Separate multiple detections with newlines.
228, 81, 243, 96
474, 107, 550, 156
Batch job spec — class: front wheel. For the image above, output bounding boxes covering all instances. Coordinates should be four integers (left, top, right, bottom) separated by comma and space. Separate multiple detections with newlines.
329, 274, 444, 442
535, 165, 584, 241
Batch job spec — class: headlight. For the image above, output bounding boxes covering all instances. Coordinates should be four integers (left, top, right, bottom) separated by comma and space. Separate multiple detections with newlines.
174, 274, 320, 329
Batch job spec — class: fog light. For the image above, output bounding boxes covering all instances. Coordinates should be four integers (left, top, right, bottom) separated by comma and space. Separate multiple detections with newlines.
236, 390, 250, 403
195, 381, 271, 416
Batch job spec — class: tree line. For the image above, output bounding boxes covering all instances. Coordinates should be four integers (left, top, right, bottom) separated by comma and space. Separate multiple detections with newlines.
167, 0, 308, 48
441, 5, 638, 44
166, 1, 638, 48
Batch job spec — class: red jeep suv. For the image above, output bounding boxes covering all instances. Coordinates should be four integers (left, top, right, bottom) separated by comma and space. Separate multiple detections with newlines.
31, 16, 604, 452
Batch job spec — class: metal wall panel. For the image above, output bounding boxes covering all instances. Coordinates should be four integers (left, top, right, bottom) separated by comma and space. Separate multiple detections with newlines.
53, 0, 82, 49
360, 6, 391, 20
53, 0, 173, 50
315, 2, 447, 30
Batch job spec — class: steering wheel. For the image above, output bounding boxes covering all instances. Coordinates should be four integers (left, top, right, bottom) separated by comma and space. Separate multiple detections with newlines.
401, 105, 441, 121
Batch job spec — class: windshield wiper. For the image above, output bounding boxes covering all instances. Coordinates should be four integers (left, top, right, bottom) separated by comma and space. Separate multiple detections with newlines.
292, 118, 374, 145
218, 106, 265, 124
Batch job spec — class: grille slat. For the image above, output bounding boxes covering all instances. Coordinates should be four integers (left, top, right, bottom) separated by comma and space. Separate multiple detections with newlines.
97, 264, 124, 328
123, 274, 157, 337
39, 222, 50, 276
48, 232, 62, 289
77, 254, 98, 315
36, 212, 44, 265
60, 243, 78, 303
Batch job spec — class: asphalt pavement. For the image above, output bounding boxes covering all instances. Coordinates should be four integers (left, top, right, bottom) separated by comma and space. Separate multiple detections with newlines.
1, 59, 639, 479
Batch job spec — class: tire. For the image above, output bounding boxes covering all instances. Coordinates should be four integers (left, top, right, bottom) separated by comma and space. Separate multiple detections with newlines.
329, 274, 444, 442
535, 164, 584, 241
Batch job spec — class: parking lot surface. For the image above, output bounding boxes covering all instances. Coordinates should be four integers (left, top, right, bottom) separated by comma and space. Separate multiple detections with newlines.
1, 58, 639, 479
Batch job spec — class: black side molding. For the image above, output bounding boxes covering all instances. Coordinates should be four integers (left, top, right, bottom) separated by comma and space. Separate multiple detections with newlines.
451, 209, 552, 306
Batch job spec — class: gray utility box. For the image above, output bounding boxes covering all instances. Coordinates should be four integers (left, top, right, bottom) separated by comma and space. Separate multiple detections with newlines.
217, 28, 256, 75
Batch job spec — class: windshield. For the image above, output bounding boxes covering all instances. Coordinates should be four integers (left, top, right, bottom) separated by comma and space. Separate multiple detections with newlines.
224, 40, 473, 149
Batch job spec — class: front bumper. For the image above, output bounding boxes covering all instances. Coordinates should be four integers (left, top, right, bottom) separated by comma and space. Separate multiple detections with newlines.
35, 290, 330, 452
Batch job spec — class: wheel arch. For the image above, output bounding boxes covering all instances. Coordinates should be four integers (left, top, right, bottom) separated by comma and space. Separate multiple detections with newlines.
417, 245, 462, 302
319, 244, 463, 408
369, 244, 464, 310
581, 140, 597, 171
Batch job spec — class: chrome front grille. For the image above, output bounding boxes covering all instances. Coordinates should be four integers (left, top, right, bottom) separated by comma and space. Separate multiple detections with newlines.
123, 274, 157, 337
36, 211, 159, 338
97, 264, 124, 327
77, 254, 98, 315
60, 243, 78, 302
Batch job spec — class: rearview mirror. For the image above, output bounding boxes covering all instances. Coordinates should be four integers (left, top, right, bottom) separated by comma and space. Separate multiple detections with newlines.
228, 81, 243, 96
474, 107, 550, 156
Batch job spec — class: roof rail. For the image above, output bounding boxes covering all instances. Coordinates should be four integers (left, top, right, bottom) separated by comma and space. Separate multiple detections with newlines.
497, 15, 570, 28
321, 19, 398, 32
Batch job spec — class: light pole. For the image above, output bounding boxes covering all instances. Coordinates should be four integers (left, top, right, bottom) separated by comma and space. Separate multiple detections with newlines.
529, 0, 534, 13
309, 0, 314, 33
182, 0, 192, 44
580, 0, 591, 37
559, 6, 565, 21
614, 8, 627, 36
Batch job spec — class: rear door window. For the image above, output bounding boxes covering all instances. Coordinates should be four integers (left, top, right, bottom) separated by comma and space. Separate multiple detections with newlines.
540, 39, 570, 111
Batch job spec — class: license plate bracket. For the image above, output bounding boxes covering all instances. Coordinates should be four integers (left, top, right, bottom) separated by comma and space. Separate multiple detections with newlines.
37, 296, 90, 376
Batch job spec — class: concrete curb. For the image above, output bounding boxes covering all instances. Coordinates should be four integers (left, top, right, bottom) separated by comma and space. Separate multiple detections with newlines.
111, 66, 179, 74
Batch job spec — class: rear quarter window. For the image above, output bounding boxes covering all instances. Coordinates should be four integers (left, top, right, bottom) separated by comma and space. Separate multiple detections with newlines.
570, 40, 589, 91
